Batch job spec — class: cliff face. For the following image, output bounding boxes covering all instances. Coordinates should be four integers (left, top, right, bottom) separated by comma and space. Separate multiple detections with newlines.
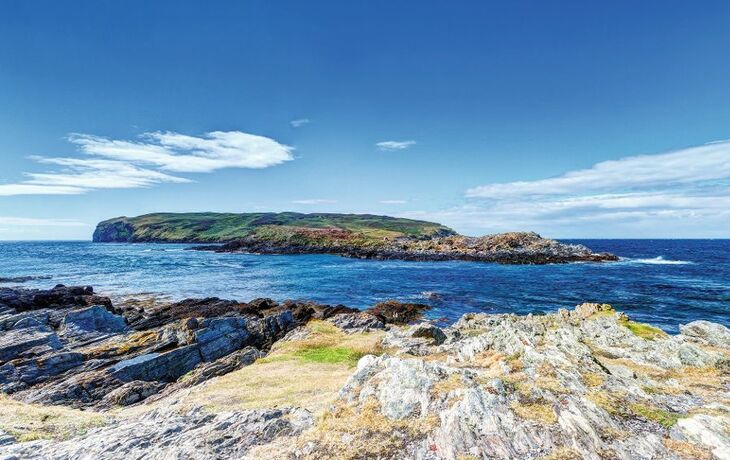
93, 212, 618, 264
1, 287, 729, 460
92, 219, 135, 243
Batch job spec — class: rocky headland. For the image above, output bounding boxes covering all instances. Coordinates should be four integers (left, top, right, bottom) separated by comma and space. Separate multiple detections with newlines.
93, 212, 618, 264
1, 284, 729, 459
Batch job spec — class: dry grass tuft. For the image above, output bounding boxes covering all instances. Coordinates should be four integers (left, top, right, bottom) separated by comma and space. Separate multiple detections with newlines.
581, 372, 604, 387
0, 395, 108, 442
510, 400, 557, 425
538, 446, 582, 460
176, 321, 384, 415
587, 391, 626, 417
300, 397, 438, 460
663, 438, 713, 460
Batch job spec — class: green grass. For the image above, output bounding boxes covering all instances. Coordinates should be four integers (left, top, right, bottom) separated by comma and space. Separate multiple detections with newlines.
619, 317, 668, 340
258, 345, 366, 366
629, 403, 683, 428
94, 212, 455, 243
295, 346, 365, 365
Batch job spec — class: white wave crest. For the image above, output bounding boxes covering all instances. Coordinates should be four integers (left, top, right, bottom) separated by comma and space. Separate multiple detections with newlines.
626, 256, 692, 265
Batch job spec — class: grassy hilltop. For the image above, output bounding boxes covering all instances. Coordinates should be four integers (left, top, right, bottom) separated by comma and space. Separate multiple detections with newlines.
92, 212, 456, 244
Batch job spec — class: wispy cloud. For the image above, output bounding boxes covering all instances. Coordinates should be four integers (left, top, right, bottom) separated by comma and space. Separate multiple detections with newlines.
407, 141, 730, 237
289, 118, 311, 128
466, 141, 730, 199
0, 130, 293, 196
376, 140, 416, 151
70, 131, 293, 173
380, 199, 408, 204
292, 199, 337, 205
0, 184, 86, 196
0, 217, 90, 227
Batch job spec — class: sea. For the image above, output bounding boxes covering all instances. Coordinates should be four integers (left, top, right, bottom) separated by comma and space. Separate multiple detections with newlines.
1, 240, 728, 332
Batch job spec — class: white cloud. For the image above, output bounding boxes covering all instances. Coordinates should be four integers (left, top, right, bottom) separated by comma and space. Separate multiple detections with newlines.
380, 200, 408, 204
69, 131, 294, 173
376, 140, 416, 151
0, 130, 293, 196
0, 184, 86, 196
0, 216, 89, 227
28, 157, 189, 189
290, 118, 311, 128
292, 199, 337, 205
466, 141, 730, 198
407, 141, 730, 238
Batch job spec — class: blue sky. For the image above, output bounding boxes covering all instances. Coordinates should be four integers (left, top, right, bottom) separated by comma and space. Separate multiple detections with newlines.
1, 0, 729, 239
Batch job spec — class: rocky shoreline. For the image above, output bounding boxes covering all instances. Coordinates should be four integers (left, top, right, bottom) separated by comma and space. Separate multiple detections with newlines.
193, 231, 619, 264
2, 284, 729, 459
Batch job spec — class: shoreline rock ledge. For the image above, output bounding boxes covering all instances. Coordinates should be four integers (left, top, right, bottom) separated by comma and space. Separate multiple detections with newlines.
3, 286, 728, 459
92, 212, 618, 264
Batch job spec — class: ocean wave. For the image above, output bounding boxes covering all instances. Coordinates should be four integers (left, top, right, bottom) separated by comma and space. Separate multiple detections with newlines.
625, 256, 693, 265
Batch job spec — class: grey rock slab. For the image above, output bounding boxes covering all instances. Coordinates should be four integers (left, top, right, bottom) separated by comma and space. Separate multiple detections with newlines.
0, 406, 313, 460
59, 305, 127, 338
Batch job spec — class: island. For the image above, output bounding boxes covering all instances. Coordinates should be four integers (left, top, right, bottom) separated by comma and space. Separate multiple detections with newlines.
93, 212, 618, 264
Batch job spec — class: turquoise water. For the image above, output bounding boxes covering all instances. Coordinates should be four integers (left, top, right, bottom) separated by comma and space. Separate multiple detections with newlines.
1, 240, 729, 332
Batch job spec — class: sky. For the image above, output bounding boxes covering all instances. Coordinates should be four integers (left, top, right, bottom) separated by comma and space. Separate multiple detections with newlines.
1, 0, 730, 240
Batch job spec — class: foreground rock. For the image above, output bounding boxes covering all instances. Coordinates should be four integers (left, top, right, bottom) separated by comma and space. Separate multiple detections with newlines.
0, 285, 376, 409
0, 406, 313, 459
2, 288, 729, 459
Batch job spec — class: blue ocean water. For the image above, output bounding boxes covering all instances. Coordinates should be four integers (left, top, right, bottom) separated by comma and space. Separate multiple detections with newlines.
0, 240, 728, 332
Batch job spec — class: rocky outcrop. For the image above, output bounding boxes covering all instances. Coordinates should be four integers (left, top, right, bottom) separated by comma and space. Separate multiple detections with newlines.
292, 303, 730, 459
0, 285, 353, 409
198, 231, 619, 265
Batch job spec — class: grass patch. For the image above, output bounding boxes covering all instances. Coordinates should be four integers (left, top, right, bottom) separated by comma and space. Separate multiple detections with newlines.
295, 346, 364, 365
619, 317, 668, 340
174, 320, 385, 415
630, 403, 683, 428
0, 395, 108, 442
